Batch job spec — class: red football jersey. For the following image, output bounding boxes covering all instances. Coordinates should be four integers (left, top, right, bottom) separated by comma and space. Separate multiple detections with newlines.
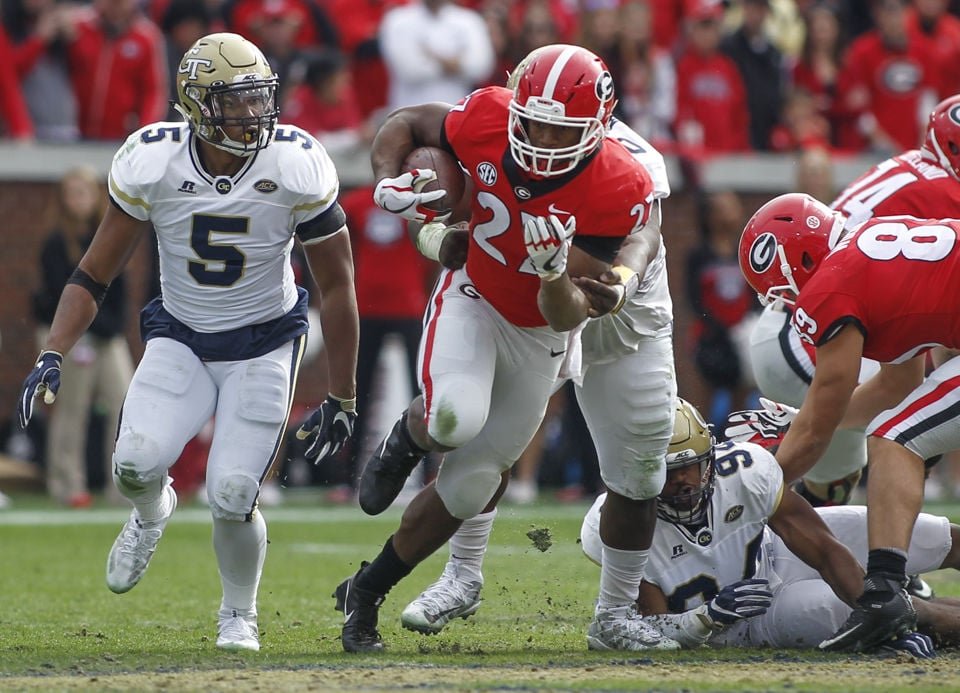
443, 87, 654, 327
794, 216, 960, 362
831, 150, 960, 228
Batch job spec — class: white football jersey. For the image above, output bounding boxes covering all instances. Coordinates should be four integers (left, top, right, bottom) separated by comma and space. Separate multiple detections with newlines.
581, 120, 673, 362
644, 441, 784, 613
109, 122, 342, 332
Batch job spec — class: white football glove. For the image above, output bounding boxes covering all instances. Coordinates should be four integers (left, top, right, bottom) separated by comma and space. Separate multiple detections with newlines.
374, 169, 450, 224
523, 214, 576, 281
723, 397, 799, 449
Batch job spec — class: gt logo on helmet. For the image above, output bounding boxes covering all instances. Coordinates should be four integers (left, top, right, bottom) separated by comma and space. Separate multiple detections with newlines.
180, 58, 213, 80
748, 232, 778, 273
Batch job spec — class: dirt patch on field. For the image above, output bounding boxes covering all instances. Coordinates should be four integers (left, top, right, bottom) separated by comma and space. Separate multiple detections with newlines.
0, 654, 955, 692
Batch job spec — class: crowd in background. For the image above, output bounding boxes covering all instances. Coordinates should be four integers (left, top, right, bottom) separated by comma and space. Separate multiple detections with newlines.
0, 0, 959, 158
7, 0, 960, 506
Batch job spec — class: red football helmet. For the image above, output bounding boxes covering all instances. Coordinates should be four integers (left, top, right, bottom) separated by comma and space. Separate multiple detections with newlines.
508, 44, 616, 177
738, 193, 846, 306
922, 94, 960, 181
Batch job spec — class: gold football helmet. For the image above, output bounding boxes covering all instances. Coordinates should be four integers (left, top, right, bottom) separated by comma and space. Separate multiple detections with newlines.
657, 398, 717, 526
174, 32, 279, 156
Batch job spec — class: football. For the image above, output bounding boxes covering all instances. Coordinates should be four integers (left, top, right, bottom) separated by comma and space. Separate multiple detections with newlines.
402, 146, 466, 212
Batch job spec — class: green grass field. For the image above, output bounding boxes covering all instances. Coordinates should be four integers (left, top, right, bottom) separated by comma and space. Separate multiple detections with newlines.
2, 491, 960, 692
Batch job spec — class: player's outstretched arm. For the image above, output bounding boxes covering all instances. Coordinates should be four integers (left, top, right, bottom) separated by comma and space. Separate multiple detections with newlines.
303, 229, 359, 402
768, 487, 863, 607
639, 577, 773, 648
775, 326, 862, 484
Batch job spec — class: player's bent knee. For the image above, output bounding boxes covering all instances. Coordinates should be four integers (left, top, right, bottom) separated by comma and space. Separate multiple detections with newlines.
236, 360, 289, 424
112, 433, 170, 492
436, 465, 502, 519
603, 457, 666, 500
427, 394, 488, 449
208, 472, 261, 520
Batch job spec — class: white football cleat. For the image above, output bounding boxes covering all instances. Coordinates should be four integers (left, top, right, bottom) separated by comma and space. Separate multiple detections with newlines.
216, 610, 260, 652
106, 485, 177, 594
587, 604, 680, 651
401, 563, 482, 634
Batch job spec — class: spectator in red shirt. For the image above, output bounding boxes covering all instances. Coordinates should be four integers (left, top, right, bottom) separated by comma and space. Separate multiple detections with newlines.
0, 20, 35, 140
790, 0, 846, 146
64, 0, 168, 140
906, 0, 960, 96
224, 0, 338, 50
321, 0, 400, 119
282, 48, 374, 154
650, 0, 685, 53
834, 0, 940, 153
674, 0, 751, 154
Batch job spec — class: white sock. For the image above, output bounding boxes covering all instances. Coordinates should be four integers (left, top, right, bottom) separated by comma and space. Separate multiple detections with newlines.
214, 513, 267, 616
597, 542, 648, 610
132, 477, 173, 524
448, 508, 497, 584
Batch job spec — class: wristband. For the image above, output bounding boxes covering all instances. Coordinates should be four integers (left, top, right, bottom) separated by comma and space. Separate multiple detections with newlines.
609, 265, 639, 314
416, 222, 453, 261
329, 393, 357, 413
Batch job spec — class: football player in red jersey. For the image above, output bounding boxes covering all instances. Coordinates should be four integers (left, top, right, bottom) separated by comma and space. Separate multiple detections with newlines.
738, 192, 960, 653
732, 95, 960, 504
332, 44, 677, 653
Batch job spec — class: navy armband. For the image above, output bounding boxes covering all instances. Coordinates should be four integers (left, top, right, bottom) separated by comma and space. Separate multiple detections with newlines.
66, 267, 110, 307
296, 202, 347, 244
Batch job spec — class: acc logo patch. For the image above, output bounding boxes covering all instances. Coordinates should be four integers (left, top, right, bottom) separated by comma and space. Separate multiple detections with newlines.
724, 505, 744, 523
253, 179, 278, 193
748, 232, 778, 274
214, 177, 232, 195
476, 162, 497, 186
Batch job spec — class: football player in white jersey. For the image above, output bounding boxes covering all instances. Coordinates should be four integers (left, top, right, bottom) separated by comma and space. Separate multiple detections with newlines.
581, 398, 960, 653
15, 33, 359, 652
394, 46, 677, 651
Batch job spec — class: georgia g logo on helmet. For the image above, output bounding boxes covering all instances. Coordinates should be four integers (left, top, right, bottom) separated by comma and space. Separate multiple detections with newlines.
595, 70, 615, 109
949, 103, 960, 127
748, 232, 778, 274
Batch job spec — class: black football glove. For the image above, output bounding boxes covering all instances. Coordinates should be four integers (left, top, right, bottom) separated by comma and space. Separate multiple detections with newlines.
296, 394, 357, 465
703, 578, 773, 628
17, 350, 63, 429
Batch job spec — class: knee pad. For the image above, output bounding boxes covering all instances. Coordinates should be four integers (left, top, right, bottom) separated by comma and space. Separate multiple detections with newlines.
435, 462, 503, 519
236, 359, 289, 425
113, 433, 169, 494
603, 457, 666, 500
207, 471, 262, 521
427, 388, 488, 449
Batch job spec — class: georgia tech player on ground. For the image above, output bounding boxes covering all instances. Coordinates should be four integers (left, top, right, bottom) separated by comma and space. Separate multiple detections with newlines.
333, 43, 674, 654
396, 46, 675, 649
15, 33, 359, 652
581, 399, 960, 655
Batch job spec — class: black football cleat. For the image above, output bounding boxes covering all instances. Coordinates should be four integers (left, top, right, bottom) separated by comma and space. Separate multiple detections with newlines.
819, 574, 918, 653
333, 562, 386, 653
357, 411, 426, 515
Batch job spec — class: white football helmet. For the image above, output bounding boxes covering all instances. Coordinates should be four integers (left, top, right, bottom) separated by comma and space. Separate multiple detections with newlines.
174, 32, 279, 156
507, 44, 616, 177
